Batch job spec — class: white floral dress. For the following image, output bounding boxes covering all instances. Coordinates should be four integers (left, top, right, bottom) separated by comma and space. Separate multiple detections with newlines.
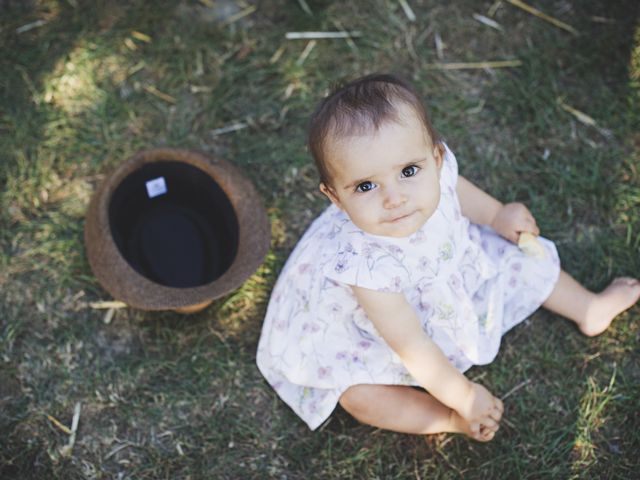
256, 145, 561, 430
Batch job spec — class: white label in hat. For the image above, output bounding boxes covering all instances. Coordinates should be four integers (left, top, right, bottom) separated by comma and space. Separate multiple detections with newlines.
146, 177, 167, 198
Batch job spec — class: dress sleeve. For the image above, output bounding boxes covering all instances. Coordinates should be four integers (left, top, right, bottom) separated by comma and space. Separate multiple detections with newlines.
440, 143, 459, 190
322, 233, 412, 293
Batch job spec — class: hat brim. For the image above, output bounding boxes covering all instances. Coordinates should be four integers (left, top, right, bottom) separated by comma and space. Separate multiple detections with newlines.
84, 148, 270, 311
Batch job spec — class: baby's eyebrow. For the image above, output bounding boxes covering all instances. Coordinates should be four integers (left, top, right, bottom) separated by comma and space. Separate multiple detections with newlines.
394, 157, 427, 168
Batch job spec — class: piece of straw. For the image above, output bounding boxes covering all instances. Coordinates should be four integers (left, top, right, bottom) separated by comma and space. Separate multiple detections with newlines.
269, 45, 286, 64
127, 61, 146, 76
296, 40, 317, 66
60, 402, 82, 457
210, 122, 248, 136
105, 442, 134, 460
221, 5, 257, 26
590, 16, 615, 24
283, 83, 296, 100
176, 442, 185, 456
124, 38, 137, 51
557, 97, 612, 138
285, 31, 362, 40
398, 0, 416, 22
190, 85, 213, 93
426, 60, 522, 70
556, 97, 596, 126
194, 50, 204, 76
45, 414, 72, 435
467, 99, 486, 115
434, 32, 444, 60
501, 378, 532, 400
505, 0, 578, 35
16, 19, 47, 34
488, 0, 503, 18
296, 0, 313, 16
332, 19, 359, 51
89, 300, 127, 309
103, 308, 115, 325
131, 31, 152, 43
473, 13, 503, 30
70, 402, 81, 436
144, 85, 177, 104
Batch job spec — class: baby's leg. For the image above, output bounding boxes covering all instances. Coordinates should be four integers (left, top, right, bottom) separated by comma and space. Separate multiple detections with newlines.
543, 270, 640, 336
338, 384, 496, 441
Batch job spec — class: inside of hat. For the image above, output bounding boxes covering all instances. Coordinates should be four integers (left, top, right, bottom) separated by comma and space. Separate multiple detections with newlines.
109, 161, 239, 288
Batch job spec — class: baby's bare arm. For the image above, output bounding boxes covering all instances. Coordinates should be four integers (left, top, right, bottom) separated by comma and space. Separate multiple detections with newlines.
457, 175, 539, 243
456, 176, 503, 227
352, 285, 503, 432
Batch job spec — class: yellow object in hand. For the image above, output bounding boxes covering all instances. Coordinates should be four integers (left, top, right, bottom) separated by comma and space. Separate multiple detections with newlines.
518, 232, 546, 259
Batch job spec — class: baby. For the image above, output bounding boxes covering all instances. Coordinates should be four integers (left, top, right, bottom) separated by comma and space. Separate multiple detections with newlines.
256, 73, 640, 441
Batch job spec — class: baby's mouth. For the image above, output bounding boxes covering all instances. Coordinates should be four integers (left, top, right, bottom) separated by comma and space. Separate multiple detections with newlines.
387, 211, 415, 223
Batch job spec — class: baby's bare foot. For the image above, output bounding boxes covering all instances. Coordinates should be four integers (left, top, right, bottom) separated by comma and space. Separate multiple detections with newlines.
580, 277, 640, 337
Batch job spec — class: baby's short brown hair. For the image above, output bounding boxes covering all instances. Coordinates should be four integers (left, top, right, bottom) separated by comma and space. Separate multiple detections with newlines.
308, 73, 439, 187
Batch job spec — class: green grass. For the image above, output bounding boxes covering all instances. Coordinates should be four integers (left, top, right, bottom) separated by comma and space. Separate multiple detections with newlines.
1, 0, 640, 478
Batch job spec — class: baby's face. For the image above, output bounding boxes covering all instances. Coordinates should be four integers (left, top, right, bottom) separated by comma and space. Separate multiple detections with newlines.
320, 103, 443, 238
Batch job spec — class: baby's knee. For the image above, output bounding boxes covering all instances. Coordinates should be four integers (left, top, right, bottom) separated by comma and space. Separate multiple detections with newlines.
339, 384, 375, 418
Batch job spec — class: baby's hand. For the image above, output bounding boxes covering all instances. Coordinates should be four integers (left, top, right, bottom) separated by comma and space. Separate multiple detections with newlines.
458, 382, 504, 441
490, 202, 540, 244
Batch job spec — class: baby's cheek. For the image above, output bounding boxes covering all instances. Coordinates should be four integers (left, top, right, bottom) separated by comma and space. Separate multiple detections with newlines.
354, 196, 379, 214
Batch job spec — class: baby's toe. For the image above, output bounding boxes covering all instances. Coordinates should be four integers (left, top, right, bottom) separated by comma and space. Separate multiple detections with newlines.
477, 429, 496, 442
482, 418, 499, 431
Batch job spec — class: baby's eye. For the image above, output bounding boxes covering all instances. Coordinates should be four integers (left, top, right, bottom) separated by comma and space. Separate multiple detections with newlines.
401, 165, 420, 177
355, 181, 375, 193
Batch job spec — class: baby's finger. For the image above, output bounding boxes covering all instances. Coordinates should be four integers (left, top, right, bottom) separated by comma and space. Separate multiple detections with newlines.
517, 217, 539, 237
491, 401, 504, 422
527, 221, 540, 236
506, 230, 521, 244
469, 421, 480, 437
481, 424, 500, 437
489, 407, 502, 423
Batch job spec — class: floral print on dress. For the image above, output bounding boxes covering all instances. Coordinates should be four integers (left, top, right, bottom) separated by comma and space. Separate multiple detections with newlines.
256, 144, 561, 430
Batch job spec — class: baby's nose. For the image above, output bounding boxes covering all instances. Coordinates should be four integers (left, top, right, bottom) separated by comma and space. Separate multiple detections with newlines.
383, 187, 406, 209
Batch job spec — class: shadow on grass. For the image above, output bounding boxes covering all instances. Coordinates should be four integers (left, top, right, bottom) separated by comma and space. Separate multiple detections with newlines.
1, 0, 639, 478
479, 4, 640, 478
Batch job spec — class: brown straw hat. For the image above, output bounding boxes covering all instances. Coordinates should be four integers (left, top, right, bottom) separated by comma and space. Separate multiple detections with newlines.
84, 148, 270, 312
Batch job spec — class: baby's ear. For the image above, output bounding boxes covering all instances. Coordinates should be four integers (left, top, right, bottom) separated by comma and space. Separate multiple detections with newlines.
433, 142, 445, 169
319, 182, 342, 209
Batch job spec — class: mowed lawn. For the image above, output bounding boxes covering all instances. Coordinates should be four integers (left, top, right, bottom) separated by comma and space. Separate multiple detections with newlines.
1, 1, 639, 478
